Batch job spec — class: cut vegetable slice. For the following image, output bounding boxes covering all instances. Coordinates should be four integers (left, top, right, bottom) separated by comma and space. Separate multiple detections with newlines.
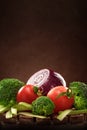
27, 69, 66, 95
5, 110, 13, 119
57, 109, 72, 121
16, 102, 32, 111
11, 107, 17, 115
18, 112, 47, 119
57, 108, 87, 121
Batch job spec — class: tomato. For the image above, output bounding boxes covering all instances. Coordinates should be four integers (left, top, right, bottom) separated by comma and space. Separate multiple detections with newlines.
16, 84, 39, 104
47, 86, 74, 113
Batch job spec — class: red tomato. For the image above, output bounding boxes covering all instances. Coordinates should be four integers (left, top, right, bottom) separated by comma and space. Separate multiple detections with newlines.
47, 86, 74, 113
16, 84, 39, 104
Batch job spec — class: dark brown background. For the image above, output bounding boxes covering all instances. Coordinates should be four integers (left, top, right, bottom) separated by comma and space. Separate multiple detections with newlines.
0, 0, 87, 86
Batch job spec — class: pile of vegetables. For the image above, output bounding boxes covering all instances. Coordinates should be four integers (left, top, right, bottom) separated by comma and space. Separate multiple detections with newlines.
0, 68, 87, 121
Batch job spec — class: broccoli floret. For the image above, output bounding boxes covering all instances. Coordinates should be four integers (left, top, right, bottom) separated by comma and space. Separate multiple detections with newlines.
69, 81, 87, 110
32, 96, 55, 116
0, 78, 25, 113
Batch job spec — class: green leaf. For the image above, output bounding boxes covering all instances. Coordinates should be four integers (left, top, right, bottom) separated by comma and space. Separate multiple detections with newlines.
56, 92, 66, 99
33, 86, 38, 93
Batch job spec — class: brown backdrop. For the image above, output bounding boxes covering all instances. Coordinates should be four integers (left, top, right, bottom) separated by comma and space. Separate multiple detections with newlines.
0, 0, 87, 86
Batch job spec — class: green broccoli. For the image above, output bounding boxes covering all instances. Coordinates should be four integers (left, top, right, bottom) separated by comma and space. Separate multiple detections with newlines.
0, 78, 25, 113
69, 81, 87, 110
5, 96, 55, 118
31, 96, 55, 116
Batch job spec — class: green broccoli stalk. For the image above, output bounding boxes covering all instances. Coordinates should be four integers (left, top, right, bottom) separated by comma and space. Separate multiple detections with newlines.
69, 81, 87, 110
32, 96, 55, 116
0, 78, 25, 113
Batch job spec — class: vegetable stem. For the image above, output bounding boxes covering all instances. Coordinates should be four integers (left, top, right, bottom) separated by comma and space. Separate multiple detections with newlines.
69, 109, 87, 115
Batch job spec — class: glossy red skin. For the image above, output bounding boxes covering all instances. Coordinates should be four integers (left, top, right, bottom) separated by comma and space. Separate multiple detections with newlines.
47, 86, 74, 113
16, 84, 38, 104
